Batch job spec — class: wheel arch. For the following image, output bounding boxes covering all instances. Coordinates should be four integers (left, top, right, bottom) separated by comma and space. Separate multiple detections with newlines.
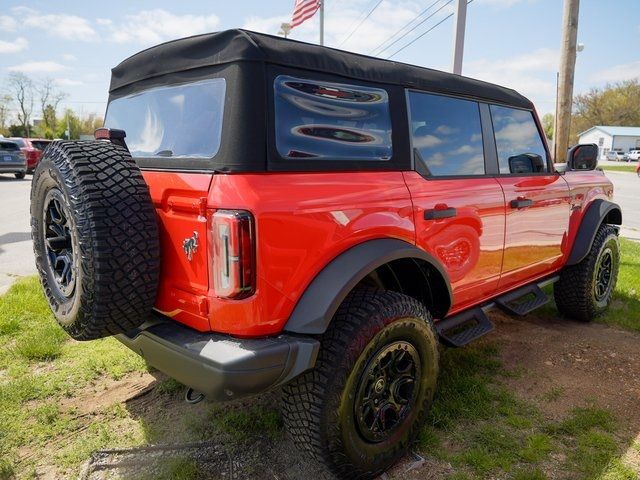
283, 238, 452, 334
567, 199, 622, 266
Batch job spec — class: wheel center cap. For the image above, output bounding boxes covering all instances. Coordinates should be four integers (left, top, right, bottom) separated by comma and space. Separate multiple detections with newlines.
374, 378, 385, 393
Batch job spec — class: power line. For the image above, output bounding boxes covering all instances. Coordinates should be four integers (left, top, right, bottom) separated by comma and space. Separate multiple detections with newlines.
369, 0, 442, 56
337, 0, 384, 48
387, 0, 473, 59
377, 0, 453, 57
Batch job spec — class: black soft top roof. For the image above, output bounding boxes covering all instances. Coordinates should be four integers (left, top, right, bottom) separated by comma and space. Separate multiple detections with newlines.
110, 29, 533, 109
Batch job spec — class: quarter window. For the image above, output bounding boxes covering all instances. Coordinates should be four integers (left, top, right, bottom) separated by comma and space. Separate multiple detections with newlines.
274, 75, 392, 161
490, 105, 548, 174
407, 91, 485, 176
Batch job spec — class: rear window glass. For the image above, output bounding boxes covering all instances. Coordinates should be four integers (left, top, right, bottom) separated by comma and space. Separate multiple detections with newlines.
408, 91, 485, 176
31, 140, 51, 151
104, 78, 226, 158
490, 105, 548, 174
274, 75, 392, 161
9, 138, 25, 148
0, 142, 19, 151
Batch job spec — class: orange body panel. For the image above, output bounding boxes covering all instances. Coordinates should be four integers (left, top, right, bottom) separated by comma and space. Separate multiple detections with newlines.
141, 168, 614, 337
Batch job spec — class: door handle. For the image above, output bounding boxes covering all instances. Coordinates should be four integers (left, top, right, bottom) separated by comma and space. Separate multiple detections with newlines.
510, 198, 533, 209
424, 207, 457, 220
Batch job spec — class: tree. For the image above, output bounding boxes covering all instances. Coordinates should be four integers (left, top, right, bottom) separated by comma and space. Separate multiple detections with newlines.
56, 109, 81, 139
542, 113, 554, 140
0, 94, 11, 136
7, 72, 34, 137
570, 79, 640, 140
79, 113, 103, 136
37, 78, 66, 137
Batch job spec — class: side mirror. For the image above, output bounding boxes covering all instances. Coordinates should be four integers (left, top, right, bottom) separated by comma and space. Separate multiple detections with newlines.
567, 143, 598, 171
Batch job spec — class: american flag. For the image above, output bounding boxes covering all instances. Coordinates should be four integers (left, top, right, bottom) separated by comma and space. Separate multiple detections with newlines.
290, 0, 321, 29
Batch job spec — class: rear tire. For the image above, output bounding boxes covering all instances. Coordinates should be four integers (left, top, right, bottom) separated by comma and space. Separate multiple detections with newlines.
554, 224, 619, 322
30, 141, 160, 340
282, 289, 439, 479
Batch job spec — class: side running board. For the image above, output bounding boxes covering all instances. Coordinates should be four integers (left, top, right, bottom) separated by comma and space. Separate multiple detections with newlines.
436, 308, 494, 348
495, 284, 550, 316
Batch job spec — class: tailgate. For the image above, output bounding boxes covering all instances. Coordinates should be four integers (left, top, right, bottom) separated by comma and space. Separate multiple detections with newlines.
142, 170, 214, 331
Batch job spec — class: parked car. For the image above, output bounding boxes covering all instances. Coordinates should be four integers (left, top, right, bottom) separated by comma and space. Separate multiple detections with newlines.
29, 30, 622, 479
636, 160, 640, 177
0, 140, 27, 179
605, 150, 629, 162
10, 137, 52, 173
627, 149, 640, 161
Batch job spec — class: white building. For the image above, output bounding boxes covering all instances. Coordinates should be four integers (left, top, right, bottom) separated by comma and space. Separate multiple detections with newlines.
578, 125, 640, 159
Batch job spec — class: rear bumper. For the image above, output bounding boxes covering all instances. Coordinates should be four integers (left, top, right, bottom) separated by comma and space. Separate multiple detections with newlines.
117, 316, 320, 401
0, 163, 26, 173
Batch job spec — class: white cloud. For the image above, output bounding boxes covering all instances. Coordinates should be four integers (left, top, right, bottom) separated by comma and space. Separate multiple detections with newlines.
0, 37, 28, 54
590, 60, 640, 84
62, 53, 77, 62
465, 48, 559, 112
54, 78, 83, 87
105, 10, 220, 45
414, 134, 443, 148
0, 15, 17, 32
11, 7, 97, 41
243, 0, 433, 56
8, 61, 67, 73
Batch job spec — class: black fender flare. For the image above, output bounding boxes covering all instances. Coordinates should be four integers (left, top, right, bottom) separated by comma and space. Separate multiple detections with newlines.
567, 199, 622, 265
283, 238, 452, 334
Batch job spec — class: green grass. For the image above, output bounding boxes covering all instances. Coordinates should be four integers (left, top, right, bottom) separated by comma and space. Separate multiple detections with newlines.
0, 277, 148, 476
420, 343, 635, 478
600, 164, 638, 173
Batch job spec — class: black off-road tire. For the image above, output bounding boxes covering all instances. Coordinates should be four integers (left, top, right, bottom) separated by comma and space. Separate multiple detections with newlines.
15, 172, 25, 179
31, 141, 160, 340
282, 288, 439, 479
554, 224, 619, 322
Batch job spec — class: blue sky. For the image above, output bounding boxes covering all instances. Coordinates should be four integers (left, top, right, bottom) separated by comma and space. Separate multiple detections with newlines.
0, 0, 638, 119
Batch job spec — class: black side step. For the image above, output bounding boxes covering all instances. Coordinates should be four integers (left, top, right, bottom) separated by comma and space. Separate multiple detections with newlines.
436, 308, 494, 348
495, 284, 550, 316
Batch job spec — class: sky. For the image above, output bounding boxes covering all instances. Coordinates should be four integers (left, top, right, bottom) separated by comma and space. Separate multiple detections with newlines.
0, 0, 638, 120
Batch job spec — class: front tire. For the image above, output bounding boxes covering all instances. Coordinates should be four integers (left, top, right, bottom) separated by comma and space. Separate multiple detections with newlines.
282, 289, 439, 479
554, 224, 619, 322
15, 172, 25, 179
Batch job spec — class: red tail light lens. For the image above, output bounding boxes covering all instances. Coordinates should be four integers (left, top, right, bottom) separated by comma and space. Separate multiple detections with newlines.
210, 210, 255, 299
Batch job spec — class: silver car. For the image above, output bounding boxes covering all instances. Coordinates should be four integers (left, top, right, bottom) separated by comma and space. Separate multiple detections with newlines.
605, 150, 629, 162
0, 140, 27, 179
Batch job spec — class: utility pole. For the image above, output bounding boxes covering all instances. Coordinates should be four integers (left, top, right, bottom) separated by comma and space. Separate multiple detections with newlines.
319, 0, 325, 45
451, 0, 467, 75
554, 0, 580, 163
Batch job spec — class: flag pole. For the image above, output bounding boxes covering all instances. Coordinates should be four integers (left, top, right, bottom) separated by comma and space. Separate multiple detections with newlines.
319, 0, 325, 45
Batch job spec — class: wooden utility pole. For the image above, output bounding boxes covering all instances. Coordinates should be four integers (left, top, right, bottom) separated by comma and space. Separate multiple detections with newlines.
451, 0, 468, 75
554, 0, 580, 162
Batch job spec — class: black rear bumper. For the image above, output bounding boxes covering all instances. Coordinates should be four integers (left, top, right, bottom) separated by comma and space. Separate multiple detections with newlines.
117, 317, 319, 401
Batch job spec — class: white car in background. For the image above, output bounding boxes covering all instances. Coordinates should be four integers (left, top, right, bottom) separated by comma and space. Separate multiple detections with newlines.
605, 150, 629, 162
627, 150, 640, 161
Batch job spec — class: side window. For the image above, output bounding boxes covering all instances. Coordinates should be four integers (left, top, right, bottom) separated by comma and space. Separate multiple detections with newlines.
407, 91, 485, 177
490, 105, 549, 174
273, 75, 392, 161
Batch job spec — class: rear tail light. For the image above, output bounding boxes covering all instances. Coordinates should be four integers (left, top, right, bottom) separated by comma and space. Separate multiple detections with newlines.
210, 210, 255, 299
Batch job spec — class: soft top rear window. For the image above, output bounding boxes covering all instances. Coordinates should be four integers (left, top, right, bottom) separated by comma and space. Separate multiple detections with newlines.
274, 75, 392, 161
104, 78, 226, 159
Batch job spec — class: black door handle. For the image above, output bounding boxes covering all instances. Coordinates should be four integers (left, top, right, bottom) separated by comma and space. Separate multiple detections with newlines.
510, 198, 533, 209
424, 207, 457, 220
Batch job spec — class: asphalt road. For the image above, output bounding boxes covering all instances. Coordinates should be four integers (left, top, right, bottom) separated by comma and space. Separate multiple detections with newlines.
0, 174, 34, 294
0, 169, 638, 293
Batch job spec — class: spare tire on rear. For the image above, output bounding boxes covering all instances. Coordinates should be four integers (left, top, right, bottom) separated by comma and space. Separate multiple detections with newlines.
31, 141, 160, 340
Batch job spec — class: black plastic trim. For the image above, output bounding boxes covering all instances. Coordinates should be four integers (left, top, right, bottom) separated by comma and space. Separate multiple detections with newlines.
424, 207, 457, 220
567, 199, 622, 265
284, 238, 452, 334
117, 316, 319, 401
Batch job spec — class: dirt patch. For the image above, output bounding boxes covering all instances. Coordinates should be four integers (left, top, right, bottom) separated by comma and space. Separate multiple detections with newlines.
491, 310, 640, 434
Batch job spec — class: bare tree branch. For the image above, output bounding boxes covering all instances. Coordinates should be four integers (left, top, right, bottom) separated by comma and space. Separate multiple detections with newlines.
7, 72, 34, 137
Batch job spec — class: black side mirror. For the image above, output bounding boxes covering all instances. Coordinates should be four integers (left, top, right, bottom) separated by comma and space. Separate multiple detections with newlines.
567, 143, 598, 171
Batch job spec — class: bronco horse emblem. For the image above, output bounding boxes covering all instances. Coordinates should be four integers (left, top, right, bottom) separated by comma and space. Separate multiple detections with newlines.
182, 231, 199, 261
